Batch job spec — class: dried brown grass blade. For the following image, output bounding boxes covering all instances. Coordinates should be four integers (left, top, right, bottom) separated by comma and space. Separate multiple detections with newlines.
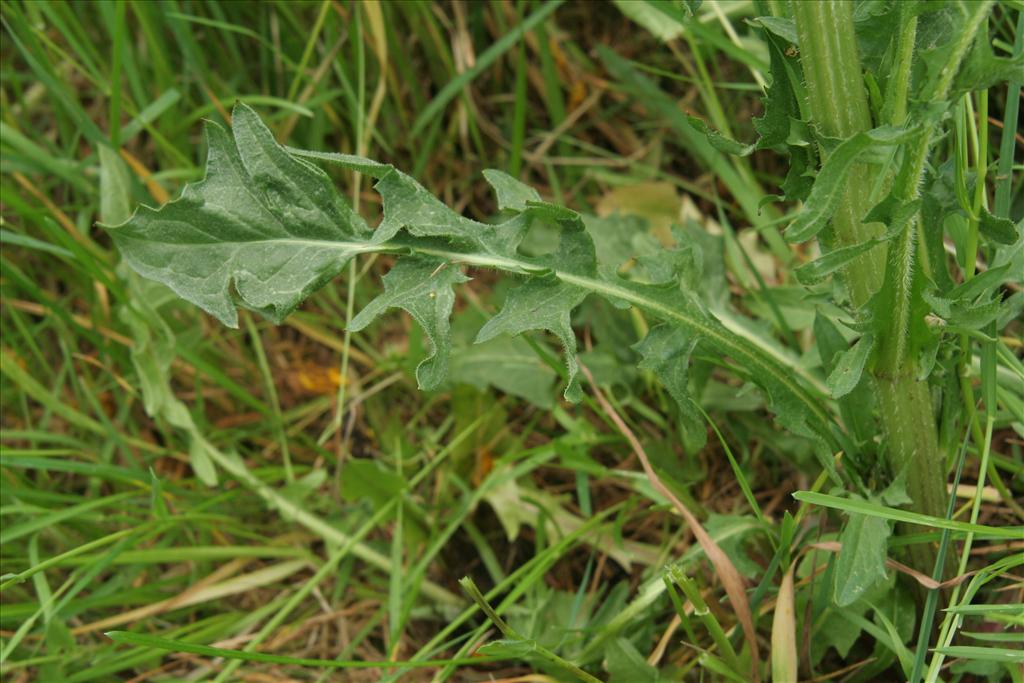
580, 363, 760, 681
807, 541, 979, 590
71, 559, 308, 635
771, 563, 798, 683
119, 148, 170, 204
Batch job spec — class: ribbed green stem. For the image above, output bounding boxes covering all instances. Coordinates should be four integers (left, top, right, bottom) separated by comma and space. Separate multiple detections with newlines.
875, 377, 947, 520
792, 1, 945, 523
881, 2, 918, 127
792, 0, 885, 310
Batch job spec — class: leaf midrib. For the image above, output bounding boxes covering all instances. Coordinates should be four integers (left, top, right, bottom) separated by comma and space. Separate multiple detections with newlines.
118, 224, 834, 433
411, 244, 834, 433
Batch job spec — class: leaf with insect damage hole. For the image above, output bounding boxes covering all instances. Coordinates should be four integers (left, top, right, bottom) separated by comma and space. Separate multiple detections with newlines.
349, 256, 470, 390
106, 103, 371, 328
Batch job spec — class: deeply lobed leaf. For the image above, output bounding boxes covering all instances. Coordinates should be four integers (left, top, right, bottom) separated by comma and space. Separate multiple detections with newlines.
108, 103, 838, 452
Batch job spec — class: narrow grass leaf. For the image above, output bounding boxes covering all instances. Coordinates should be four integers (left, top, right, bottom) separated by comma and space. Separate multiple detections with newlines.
931, 646, 1024, 663
409, 1, 563, 137
771, 565, 798, 683
793, 491, 1022, 538
581, 365, 761, 681
0, 231, 75, 260
105, 631, 501, 668
0, 492, 138, 545
75, 560, 309, 635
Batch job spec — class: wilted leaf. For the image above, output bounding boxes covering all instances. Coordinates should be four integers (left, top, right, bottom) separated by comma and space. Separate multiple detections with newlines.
104, 144, 219, 486
118, 279, 218, 487
771, 565, 798, 683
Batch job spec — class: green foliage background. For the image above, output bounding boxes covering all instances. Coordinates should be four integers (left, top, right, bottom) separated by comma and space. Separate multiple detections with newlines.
1, 1, 1021, 682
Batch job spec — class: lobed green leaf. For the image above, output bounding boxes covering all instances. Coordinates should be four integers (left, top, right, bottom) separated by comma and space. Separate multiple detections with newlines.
107, 103, 840, 453
349, 256, 470, 390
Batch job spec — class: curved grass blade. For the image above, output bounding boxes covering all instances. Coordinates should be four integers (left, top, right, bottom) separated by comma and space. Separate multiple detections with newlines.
105, 631, 501, 669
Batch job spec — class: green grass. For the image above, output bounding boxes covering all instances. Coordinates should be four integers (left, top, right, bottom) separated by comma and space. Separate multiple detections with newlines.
2, 2, 1022, 682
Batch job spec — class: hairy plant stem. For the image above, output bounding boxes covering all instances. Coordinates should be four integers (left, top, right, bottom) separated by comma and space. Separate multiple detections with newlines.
792, 2, 996, 577
791, 1, 945, 529
792, 1, 885, 308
